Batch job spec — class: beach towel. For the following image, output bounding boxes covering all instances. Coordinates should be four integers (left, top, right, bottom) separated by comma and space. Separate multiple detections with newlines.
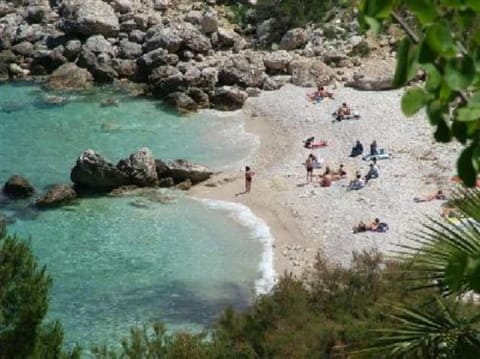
363, 152, 392, 161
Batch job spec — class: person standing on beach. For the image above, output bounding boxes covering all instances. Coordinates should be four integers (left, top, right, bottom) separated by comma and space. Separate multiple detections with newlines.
245, 166, 255, 193
306, 155, 314, 183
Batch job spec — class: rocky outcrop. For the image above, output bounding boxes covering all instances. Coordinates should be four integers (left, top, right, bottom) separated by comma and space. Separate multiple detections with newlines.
288, 58, 334, 87
166, 92, 198, 113
280, 28, 309, 50
345, 75, 394, 91
36, 184, 77, 208
211, 86, 248, 110
264, 50, 292, 72
117, 147, 158, 186
2, 175, 35, 198
61, 0, 119, 37
165, 160, 213, 184
71, 149, 129, 190
48, 63, 93, 90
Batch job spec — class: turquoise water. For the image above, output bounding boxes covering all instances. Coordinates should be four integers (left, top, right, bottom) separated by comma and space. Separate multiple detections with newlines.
0, 82, 266, 350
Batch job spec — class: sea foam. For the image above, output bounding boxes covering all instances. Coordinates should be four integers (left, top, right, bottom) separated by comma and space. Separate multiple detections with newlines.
197, 198, 276, 295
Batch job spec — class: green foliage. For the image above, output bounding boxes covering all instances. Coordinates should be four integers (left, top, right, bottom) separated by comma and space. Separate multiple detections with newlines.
359, 0, 480, 186
96, 251, 475, 358
0, 231, 80, 359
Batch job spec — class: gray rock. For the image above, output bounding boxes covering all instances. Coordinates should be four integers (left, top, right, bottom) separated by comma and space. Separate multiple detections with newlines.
200, 10, 218, 34
137, 48, 179, 78
175, 178, 192, 191
111, 58, 137, 78
166, 159, 213, 184
288, 58, 333, 87
129, 29, 146, 43
85, 35, 114, 56
166, 92, 198, 113
262, 74, 281, 91
24, 5, 48, 24
158, 177, 175, 188
184, 10, 202, 24
345, 76, 394, 91
120, 19, 137, 33
48, 63, 93, 89
118, 39, 142, 59
263, 50, 292, 72
187, 87, 209, 108
153, 0, 170, 10
110, 0, 136, 14
2, 175, 35, 198
280, 28, 309, 50
149, 65, 185, 97
218, 52, 265, 88
12, 41, 34, 57
71, 149, 129, 190
117, 147, 158, 186
77, 47, 118, 82
256, 18, 275, 44
30, 48, 67, 74
154, 159, 169, 178
215, 27, 238, 49
64, 39, 82, 60
9, 63, 29, 77
36, 184, 76, 209
211, 86, 248, 110
61, 0, 119, 37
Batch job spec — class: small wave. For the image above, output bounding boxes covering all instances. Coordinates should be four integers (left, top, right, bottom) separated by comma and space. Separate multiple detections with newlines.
196, 198, 276, 295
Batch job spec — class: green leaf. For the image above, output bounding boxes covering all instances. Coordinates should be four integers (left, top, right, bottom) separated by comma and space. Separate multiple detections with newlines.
466, 0, 480, 11
418, 41, 436, 64
457, 144, 477, 187
444, 56, 476, 90
362, 0, 395, 18
393, 38, 412, 87
401, 87, 429, 116
439, 82, 453, 103
466, 257, 480, 292
405, 0, 438, 25
424, 64, 442, 91
363, 15, 381, 33
425, 23, 457, 58
434, 118, 452, 142
457, 107, 480, 122
426, 100, 446, 125
445, 251, 469, 292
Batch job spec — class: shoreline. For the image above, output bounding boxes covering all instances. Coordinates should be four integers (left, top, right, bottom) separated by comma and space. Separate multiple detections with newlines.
191, 83, 460, 277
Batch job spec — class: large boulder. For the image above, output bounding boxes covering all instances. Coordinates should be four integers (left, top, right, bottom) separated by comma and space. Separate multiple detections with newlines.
200, 10, 218, 34
287, 58, 333, 87
165, 160, 213, 184
143, 22, 211, 54
280, 28, 309, 50
48, 63, 93, 90
77, 47, 118, 82
345, 75, 395, 91
166, 92, 198, 113
36, 184, 77, 209
211, 86, 248, 111
61, 0, 119, 37
71, 149, 129, 190
85, 35, 115, 56
218, 52, 265, 88
2, 175, 35, 198
118, 39, 143, 59
117, 147, 158, 186
264, 50, 292, 72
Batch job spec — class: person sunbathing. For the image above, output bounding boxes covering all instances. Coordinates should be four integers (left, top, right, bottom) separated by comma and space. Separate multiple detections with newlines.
319, 167, 333, 187
307, 86, 334, 102
353, 218, 389, 233
332, 164, 347, 179
348, 174, 365, 190
335, 102, 351, 121
414, 190, 447, 202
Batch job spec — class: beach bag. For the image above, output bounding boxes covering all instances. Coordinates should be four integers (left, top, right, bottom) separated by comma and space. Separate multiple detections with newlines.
376, 223, 389, 232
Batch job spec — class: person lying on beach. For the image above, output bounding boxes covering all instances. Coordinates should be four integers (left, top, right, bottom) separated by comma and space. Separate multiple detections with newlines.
348, 174, 365, 190
307, 86, 334, 102
353, 218, 389, 233
350, 140, 363, 157
414, 190, 447, 203
332, 164, 347, 179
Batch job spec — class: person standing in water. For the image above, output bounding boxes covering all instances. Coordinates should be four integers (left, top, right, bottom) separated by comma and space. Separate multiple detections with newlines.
245, 166, 255, 193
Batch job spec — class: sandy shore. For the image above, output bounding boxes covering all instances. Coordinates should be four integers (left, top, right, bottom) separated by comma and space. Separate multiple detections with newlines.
191, 84, 459, 278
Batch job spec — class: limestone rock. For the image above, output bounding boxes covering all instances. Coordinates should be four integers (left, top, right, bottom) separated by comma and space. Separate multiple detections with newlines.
2, 175, 35, 198
71, 149, 129, 190
61, 0, 119, 37
85, 35, 115, 56
264, 50, 292, 72
345, 75, 394, 91
280, 28, 309, 50
211, 86, 248, 111
48, 63, 93, 90
118, 39, 142, 59
36, 184, 77, 208
166, 92, 198, 113
166, 160, 213, 184
117, 147, 158, 186
288, 58, 333, 87
200, 10, 218, 34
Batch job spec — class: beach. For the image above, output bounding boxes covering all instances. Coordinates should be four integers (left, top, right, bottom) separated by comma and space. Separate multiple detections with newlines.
192, 84, 460, 277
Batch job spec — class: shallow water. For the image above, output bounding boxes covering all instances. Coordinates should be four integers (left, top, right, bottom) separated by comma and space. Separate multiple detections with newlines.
0, 82, 268, 350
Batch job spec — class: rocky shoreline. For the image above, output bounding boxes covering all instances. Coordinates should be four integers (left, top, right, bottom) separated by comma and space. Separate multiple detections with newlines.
1, 147, 213, 210
1, 0, 397, 113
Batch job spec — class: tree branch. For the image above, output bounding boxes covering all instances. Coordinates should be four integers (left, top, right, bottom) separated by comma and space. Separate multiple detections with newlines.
392, 11, 419, 44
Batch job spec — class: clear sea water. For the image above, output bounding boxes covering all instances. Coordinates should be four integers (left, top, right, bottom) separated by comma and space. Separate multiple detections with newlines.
0, 82, 273, 350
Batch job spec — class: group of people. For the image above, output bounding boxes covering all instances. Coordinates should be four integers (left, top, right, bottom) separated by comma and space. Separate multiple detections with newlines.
350, 140, 378, 158
353, 218, 389, 233
305, 155, 347, 186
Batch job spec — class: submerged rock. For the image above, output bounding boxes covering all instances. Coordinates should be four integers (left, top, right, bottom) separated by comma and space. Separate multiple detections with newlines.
36, 184, 77, 208
2, 175, 35, 198
71, 149, 129, 190
48, 63, 93, 90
